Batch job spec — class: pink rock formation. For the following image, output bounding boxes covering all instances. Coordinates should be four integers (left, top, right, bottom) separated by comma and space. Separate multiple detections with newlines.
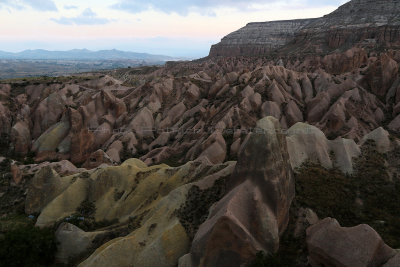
187, 117, 294, 266
82, 149, 113, 169
307, 218, 396, 267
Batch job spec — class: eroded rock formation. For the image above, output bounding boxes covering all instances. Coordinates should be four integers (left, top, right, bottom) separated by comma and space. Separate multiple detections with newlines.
1, 43, 400, 167
13, 117, 400, 267
184, 117, 294, 266
307, 218, 396, 267
1, 1, 400, 266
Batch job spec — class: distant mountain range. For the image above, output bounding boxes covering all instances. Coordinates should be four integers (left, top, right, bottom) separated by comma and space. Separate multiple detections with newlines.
0, 49, 178, 61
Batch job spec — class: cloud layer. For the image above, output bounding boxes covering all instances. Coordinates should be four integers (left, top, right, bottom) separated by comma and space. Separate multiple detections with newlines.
111, 0, 266, 15
111, 0, 345, 15
0, 0, 346, 16
0, 0, 57, 11
64, 5, 78, 10
51, 8, 110, 25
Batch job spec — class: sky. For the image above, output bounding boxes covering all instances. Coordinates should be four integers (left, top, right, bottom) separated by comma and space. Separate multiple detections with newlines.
0, 0, 348, 58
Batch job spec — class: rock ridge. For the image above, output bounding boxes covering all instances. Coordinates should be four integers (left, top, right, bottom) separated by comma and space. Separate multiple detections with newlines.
209, 19, 317, 57
209, 0, 400, 57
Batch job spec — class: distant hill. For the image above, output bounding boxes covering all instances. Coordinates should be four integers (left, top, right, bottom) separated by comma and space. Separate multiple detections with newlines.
0, 49, 178, 61
0, 49, 190, 79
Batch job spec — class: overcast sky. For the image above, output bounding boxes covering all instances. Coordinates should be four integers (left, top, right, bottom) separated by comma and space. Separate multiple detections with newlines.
0, 0, 348, 58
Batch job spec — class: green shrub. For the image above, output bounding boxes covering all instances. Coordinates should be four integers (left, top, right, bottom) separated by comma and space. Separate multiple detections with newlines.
76, 199, 96, 218
176, 177, 227, 239
295, 163, 358, 226
252, 140, 400, 267
0, 133, 11, 156
58, 199, 120, 231
161, 154, 183, 167
249, 251, 283, 267
0, 224, 57, 267
294, 140, 400, 248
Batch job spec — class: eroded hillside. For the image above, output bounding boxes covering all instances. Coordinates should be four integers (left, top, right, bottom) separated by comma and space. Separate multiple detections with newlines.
1, 0, 400, 266
1, 48, 400, 169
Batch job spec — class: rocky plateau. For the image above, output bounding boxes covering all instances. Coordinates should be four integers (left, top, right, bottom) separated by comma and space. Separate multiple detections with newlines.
210, 0, 400, 57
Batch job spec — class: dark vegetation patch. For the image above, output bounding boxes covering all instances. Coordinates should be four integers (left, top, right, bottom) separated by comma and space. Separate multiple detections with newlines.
250, 139, 400, 266
135, 146, 149, 160
223, 131, 237, 161
119, 142, 132, 163
164, 167, 180, 177
150, 140, 190, 168
161, 153, 184, 167
0, 157, 11, 175
159, 146, 192, 167
294, 140, 400, 248
135, 168, 159, 182
176, 176, 228, 240
128, 210, 149, 232
0, 133, 11, 157
0, 158, 33, 216
295, 163, 357, 225
76, 199, 96, 218
0, 184, 26, 216
0, 215, 57, 267
0, 133, 35, 164
57, 199, 118, 232
248, 202, 309, 267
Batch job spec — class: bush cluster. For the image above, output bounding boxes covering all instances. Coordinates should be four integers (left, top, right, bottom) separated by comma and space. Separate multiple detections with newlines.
0, 223, 57, 267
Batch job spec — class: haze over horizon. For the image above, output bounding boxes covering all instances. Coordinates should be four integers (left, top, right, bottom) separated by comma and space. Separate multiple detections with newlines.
0, 0, 347, 58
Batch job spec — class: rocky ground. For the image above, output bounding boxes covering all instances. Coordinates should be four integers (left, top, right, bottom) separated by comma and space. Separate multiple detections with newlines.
0, 48, 400, 266
1, 116, 399, 266
1, 0, 400, 266
1, 48, 400, 168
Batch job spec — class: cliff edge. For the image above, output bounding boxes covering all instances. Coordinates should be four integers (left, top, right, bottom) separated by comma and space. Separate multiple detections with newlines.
209, 0, 400, 57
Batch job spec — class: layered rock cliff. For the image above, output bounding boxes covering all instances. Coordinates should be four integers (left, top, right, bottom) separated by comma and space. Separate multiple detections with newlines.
210, 0, 400, 57
209, 19, 316, 57
285, 0, 400, 54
